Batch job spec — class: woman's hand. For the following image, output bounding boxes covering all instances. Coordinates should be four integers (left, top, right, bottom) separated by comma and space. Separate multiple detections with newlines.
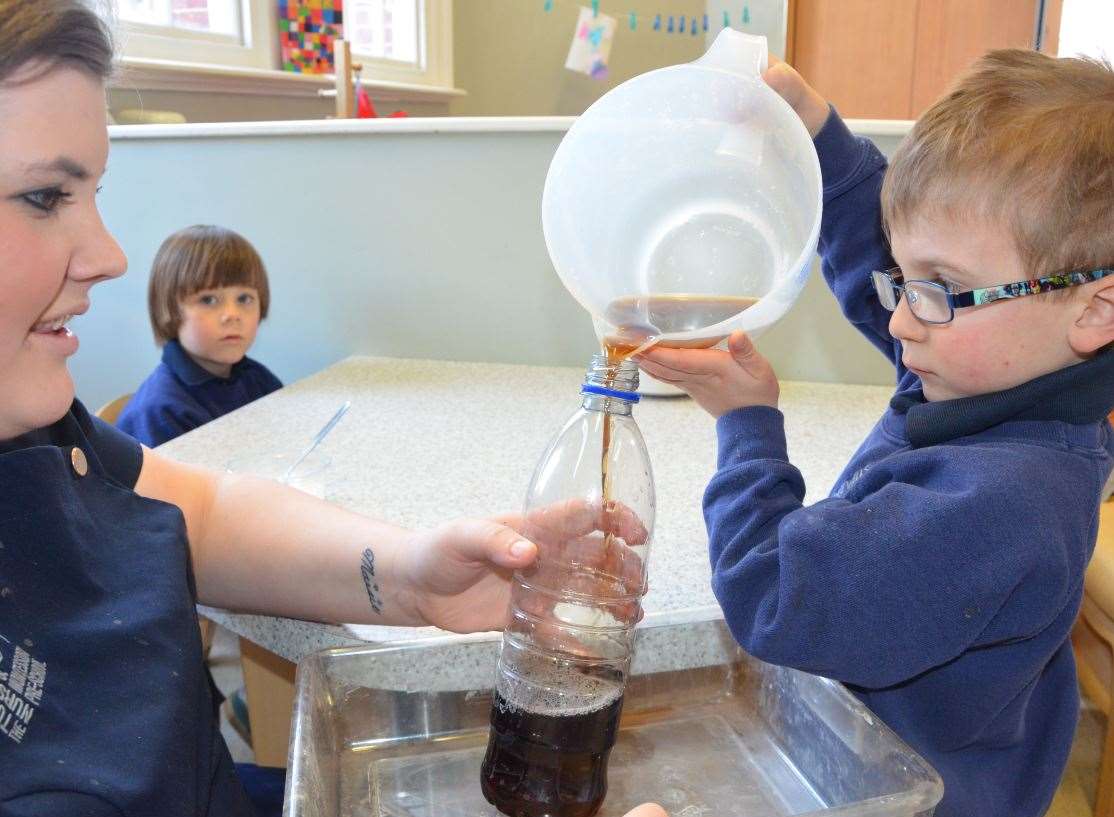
763, 55, 830, 138
636, 331, 779, 418
500, 498, 651, 633
403, 497, 653, 633
399, 518, 539, 633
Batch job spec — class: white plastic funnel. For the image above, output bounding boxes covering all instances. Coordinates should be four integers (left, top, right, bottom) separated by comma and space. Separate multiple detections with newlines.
543, 30, 822, 352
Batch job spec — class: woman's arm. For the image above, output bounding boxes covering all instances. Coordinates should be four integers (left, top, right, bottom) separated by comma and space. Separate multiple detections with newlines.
134, 447, 537, 631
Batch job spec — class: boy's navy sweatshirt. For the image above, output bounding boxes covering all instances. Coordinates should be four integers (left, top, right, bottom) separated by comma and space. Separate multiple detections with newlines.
705, 110, 1114, 817
117, 339, 282, 447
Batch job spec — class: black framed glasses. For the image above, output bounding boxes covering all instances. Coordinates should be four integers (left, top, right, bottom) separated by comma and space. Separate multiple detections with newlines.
870, 266, 1114, 325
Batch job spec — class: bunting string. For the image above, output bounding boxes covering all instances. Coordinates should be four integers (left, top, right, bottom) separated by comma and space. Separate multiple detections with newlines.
542, 1, 757, 34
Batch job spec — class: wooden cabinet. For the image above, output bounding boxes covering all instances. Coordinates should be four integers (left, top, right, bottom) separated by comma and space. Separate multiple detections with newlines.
788, 0, 1055, 119
910, 0, 1042, 113
790, 0, 920, 120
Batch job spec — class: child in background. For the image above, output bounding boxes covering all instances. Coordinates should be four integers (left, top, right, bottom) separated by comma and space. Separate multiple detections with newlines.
117, 224, 282, 446
637, 50, 1114, 817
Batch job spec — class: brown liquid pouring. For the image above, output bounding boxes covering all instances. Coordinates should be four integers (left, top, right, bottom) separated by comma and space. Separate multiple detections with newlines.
598, 294, 759, 551
601, 293, 761, 358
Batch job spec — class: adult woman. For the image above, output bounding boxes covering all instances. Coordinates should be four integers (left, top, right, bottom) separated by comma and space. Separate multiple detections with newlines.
0, 4, 667, 815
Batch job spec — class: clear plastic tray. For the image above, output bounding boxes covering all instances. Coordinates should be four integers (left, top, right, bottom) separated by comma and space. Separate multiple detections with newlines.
283, 619, 942, 817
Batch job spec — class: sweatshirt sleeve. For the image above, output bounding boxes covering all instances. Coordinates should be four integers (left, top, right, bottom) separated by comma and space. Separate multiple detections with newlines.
814, 108, 904, 375
704, 406, 1080, 689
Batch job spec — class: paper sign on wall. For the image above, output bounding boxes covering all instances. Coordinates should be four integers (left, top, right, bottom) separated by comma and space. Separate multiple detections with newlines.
565, 6, 616, 80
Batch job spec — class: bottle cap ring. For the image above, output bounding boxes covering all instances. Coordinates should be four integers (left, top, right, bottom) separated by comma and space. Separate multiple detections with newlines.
582, 384, 641, 402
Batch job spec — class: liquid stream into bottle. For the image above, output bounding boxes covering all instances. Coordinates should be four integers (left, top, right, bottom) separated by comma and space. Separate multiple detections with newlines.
599, 294, 758, 549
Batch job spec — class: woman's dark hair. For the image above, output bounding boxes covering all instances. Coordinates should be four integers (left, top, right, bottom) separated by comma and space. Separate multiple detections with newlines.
0, 0, 113, 84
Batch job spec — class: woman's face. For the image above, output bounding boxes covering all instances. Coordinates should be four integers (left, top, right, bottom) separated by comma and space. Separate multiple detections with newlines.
0, 65, 126, 441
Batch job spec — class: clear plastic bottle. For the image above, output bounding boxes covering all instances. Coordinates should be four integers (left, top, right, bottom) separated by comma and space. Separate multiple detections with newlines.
481, 354, 655, 817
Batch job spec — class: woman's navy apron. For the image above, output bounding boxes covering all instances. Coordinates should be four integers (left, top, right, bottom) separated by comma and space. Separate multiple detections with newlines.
0, 401, 254, 816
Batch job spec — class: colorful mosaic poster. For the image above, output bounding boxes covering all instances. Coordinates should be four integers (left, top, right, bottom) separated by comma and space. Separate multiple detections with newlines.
279, 0, 344, 74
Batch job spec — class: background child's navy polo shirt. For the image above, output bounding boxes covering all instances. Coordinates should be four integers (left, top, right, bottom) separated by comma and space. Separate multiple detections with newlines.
118, 340, 282, 447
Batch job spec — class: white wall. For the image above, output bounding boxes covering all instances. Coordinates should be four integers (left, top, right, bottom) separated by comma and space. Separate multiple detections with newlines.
76, 119, 904, 410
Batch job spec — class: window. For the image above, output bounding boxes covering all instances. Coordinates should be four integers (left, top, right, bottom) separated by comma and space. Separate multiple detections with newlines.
1058, 0, 1114, 61
114, 0, 277, 71
347, 0, 453, 91
111, 0, 454, 98
348, 0, 419, 64
119, 0, 243, 39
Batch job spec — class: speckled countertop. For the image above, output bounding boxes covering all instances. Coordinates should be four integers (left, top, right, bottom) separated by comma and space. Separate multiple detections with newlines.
160, 356, 892, 687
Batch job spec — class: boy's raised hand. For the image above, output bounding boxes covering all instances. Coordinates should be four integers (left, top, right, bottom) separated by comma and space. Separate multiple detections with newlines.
635, 332, 779, 418
762, 55, 829, 138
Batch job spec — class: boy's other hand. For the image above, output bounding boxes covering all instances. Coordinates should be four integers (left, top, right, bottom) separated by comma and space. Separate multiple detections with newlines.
636, 331, 779, 418
762, 55, 829, 138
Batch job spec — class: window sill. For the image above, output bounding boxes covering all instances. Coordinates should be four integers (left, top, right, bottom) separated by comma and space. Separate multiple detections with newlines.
109, 117, 575, 140
112, 57, 466, 103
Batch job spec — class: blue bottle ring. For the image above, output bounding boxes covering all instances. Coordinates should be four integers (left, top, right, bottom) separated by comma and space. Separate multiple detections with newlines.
581, 384, 641, 402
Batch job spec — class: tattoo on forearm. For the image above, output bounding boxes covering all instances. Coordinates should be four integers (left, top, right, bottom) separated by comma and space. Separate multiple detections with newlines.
360, 548, 383, 614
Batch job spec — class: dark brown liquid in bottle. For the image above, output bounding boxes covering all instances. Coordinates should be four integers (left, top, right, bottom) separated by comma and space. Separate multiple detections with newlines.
481, 691, 623, 817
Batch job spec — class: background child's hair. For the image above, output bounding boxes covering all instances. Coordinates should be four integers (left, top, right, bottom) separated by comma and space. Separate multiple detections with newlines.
882, 49, 1114, 280
148, 225, 271, 345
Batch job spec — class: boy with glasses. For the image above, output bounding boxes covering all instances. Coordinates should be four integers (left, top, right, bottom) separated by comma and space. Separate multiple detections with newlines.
637, 50, 1114, 817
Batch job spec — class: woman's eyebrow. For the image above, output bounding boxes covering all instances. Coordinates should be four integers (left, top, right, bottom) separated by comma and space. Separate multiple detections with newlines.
24, 156, 90, 180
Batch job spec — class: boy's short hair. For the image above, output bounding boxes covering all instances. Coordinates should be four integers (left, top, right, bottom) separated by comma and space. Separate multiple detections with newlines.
148, 225, 271, 345
882, 49, 1114, 280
